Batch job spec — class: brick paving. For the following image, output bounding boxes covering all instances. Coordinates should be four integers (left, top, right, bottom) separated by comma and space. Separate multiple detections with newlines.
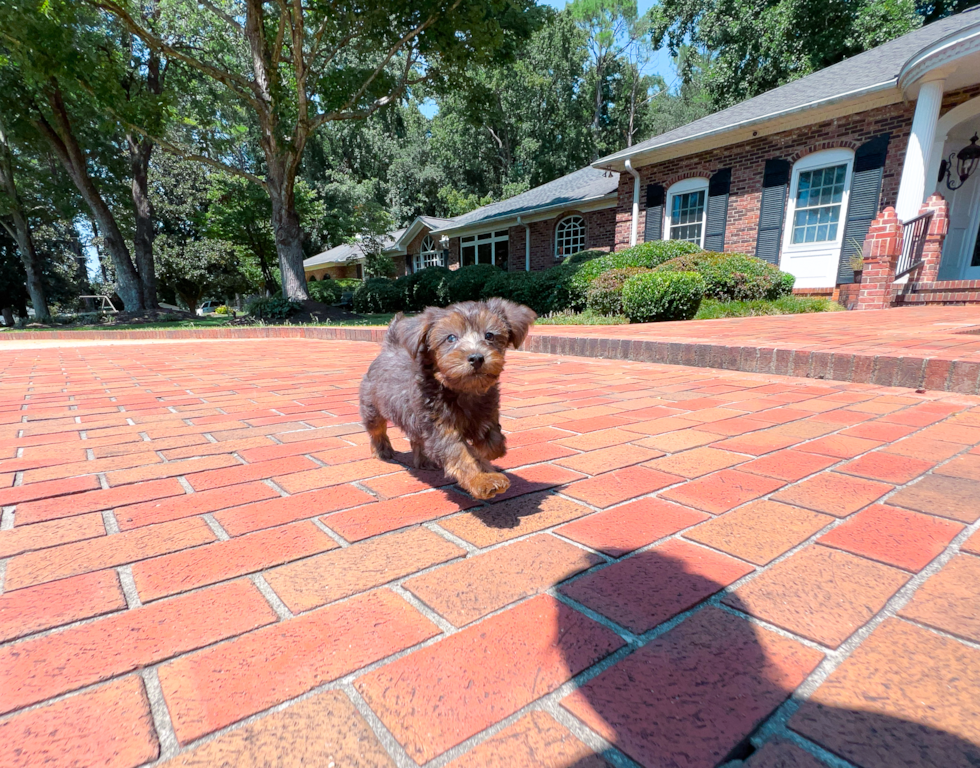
1, 338, 979, 767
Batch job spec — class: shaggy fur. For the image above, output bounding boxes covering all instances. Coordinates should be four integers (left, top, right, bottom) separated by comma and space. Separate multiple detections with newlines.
359, 298, 536, 500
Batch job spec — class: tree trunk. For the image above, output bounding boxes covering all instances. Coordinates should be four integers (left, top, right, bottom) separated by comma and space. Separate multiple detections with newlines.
2, 306, 13, 327
267, 163, 308, 301
36, 84, 145, 311
0, 115, 51, 322
128, 136, 158, 308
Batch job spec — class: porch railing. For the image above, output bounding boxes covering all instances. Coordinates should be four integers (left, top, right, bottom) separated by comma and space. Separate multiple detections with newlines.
895, 211, 933, 279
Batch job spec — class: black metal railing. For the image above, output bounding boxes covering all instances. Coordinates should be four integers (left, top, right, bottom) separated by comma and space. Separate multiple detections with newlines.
895, 211, 934, 279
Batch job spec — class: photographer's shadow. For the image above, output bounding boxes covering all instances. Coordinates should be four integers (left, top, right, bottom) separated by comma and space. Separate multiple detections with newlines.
537, 546, 980, 768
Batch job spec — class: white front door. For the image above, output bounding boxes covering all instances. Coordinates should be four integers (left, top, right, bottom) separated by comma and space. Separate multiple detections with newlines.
780, 149, 854, 289
939, 161, 980, 280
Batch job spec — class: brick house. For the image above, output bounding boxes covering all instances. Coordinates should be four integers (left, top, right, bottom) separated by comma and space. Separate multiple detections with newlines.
308, 8, 980, 308
595, 7, 980, 306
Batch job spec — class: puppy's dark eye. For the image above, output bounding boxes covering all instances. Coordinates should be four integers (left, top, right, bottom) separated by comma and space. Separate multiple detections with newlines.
446, 334, 457, 344
484, 332, 495, 341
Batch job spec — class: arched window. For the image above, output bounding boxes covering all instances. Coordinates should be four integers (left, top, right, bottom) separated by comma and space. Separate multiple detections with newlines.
555, 216, 586, 258
665, 178, 709, 245
414, 235, 442, 272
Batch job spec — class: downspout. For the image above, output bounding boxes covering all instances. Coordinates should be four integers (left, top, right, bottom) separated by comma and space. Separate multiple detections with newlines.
517, 215, 530, 271
625, 160, 640, 247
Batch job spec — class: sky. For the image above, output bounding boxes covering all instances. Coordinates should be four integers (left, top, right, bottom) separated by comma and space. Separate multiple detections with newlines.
417, 0, 675, 118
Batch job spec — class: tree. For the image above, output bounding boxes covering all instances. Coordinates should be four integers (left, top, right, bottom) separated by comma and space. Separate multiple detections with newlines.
0, 1, 168, 310
0, 227, 29, 325
570, 0, 649, 157
90, 0, 538, 301
0, 109, 51, 321
650, 0, 921, 108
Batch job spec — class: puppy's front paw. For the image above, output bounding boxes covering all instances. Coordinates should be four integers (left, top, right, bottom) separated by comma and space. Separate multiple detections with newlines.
371, 438, 395, 461
465, 471, 511, 500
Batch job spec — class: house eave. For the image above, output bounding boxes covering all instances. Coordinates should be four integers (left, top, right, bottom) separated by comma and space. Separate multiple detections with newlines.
593, 81, 901, 172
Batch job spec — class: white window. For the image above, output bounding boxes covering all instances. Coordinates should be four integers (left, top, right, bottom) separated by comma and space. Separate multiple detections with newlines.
666, 178, 708, 246
555, 216, 586, 258
413, 235, 442, 272
460, 230, 509, 269
781, 149, 855, 289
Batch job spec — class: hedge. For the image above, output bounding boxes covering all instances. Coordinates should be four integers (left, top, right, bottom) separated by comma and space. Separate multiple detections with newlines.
585, 268, 651, 316
307, 279, 342, 304
247, 295, 303, 319
353, 277, 403, 314
568, 240, 703, 304
621, 271, 706, 323
654, 251, 793, 301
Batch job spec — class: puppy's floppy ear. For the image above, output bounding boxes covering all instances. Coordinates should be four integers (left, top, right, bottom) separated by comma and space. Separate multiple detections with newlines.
487, 298, 536, 349
390, 308, 440, 358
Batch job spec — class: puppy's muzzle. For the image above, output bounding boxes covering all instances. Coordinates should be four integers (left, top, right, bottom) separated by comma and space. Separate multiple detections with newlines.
468, 353, 485, 370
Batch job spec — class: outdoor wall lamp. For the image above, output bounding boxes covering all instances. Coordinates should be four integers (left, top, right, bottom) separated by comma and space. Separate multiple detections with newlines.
939, 133, 980, 191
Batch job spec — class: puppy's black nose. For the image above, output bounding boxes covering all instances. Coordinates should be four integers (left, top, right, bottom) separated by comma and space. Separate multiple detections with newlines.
468, 353, 485, 369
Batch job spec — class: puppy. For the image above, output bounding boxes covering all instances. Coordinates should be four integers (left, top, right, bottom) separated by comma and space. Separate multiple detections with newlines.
359, 298, 536, 500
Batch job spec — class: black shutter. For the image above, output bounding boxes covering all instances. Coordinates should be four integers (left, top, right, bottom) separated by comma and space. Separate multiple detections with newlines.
838, 134, 891, 284
755, 159, 790, 265
703, 169, 732, 252
441, 249, 449, 267
644, 184, 664, 241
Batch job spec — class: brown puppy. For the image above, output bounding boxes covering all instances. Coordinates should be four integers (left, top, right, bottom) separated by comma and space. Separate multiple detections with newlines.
359, 298, 536, 500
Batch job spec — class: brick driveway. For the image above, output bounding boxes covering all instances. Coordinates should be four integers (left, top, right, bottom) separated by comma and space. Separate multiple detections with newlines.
1, 339, 979, 768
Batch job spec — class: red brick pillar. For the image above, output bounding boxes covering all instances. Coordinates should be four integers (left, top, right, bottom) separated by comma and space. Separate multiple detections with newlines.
916, 193, 949, 285
855, 207, 900, 311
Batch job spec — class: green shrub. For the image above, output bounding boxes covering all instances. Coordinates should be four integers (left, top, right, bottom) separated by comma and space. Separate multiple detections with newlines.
778, 271, 796, 296
655, 251, 791, 301
247, 295, 303, 319
335, 278, 361, 290
621, 271, 706, 323
214, 305, 230, 315
353, 278, 402, 314
585, 268, 652, 316
307, 279, 342, 304
569, 240, 702, 303
396, 267, 452, 311
448, 264, 501, 303
561, 249, 606, 266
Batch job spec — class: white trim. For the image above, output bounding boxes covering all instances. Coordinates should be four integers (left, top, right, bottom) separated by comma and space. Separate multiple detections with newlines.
413, 235, 442, 272
625, 159, 640, 246
780, 148, 854, 288
460, 229, 509, 267
554, 215, 587, 259
665, 178, 709, 247
927, 94, 980, 197
898, 23, 980, 93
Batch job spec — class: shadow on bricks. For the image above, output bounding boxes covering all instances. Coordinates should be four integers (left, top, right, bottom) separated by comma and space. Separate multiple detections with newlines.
542, 547, 980, 768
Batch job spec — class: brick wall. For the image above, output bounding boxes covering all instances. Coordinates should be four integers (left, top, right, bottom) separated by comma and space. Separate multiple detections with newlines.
448, 207, 616, 274
614, 87, 979, 264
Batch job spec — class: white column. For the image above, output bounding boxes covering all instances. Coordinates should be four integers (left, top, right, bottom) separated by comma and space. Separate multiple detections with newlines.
625, 160, 640, 246
896, 79, 945, 222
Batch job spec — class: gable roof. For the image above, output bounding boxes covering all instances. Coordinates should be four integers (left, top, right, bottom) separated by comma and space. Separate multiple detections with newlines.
432, 165, 618, 235
303, 227, 407, 269
597, 6, 980, 170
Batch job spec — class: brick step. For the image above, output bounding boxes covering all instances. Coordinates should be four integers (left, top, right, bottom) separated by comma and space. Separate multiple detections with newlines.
893, 280, 980, 305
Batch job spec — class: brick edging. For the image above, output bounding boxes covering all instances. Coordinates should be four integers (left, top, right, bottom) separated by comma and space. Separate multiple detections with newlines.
4, 326, 979, 394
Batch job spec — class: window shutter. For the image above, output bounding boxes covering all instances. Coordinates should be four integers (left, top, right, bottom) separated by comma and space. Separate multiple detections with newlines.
644, 184, 664, 241
441, 249, 449, 267
703, 169, 732, 251
838, 134, 890, 284
754, 159, 791, 265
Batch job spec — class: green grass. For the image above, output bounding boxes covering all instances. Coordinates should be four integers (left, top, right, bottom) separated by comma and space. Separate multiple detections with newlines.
694, 296, 845, 320
315, 314, 397, 326
535, 310, 629, 325
3, 316, 234, 332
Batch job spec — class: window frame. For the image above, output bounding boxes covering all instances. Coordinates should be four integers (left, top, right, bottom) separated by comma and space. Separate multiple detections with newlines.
413, 234, 443, 272
461, 230, 509, 267
554, 215, 587, 259
781, 148, 855, 258
665, 178, 709, 247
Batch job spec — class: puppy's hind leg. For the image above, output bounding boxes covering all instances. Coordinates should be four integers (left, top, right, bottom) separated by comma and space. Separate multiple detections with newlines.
361, 402, 394, 461
411, 438, 440, 471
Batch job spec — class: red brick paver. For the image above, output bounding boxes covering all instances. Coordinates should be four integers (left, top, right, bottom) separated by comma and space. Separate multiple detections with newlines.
1, 337, 979, 767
